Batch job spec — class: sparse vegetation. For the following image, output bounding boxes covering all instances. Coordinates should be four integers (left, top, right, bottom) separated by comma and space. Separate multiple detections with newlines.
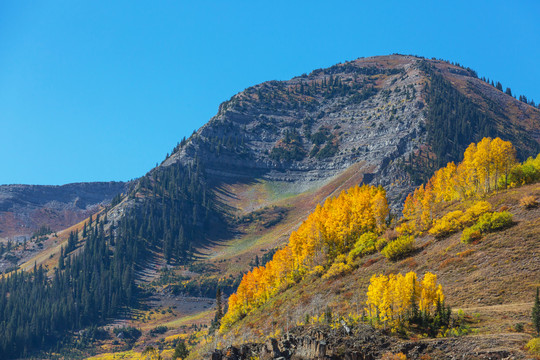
461, 211, 513, 243
520, 195, 538, 209
527, 337, 540, 356
533, 288, 540, 336
270, 129, 306, 162
381, 352, 407, 360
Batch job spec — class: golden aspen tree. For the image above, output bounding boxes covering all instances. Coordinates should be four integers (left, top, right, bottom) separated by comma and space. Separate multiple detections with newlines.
460, 142, 480, 197
474, 138, 493, 194
420, 183, 435, 231
373, 188, 390, 232
221, 184, 391, 331
365, 272, 443, 329
366, 274, 387, 319
491, 137, 517, 189
420, 272, 439, 313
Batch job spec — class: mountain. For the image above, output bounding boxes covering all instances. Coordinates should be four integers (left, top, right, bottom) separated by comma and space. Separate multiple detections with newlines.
1, 54, 539, 359
161, 54, 539, 205
0, 181, 128, 240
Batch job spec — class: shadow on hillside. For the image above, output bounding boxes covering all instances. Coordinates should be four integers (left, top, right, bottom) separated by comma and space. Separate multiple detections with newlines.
189, 175, 262, 258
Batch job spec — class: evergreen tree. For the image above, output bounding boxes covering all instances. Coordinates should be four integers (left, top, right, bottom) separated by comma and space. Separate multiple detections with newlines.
533, 287, 540, 336
58, 247, 65, 270
173, 340, 189, 360
214, 288, 223, 325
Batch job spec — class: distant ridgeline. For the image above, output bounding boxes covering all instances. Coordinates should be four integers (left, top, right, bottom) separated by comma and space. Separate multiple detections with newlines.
0, 160, 225, 358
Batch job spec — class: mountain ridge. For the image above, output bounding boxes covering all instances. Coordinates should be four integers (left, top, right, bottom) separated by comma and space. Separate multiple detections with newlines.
157, 55, 539, 209
0, 181, 128, 240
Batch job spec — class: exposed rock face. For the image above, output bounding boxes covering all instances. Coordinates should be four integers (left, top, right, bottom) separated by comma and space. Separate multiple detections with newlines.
0, 181, 128, 239
210, 324, 530, 359
160, 55, 540, 210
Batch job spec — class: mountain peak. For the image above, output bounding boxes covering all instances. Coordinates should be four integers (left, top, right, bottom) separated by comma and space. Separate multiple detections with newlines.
159, 55, 539, 209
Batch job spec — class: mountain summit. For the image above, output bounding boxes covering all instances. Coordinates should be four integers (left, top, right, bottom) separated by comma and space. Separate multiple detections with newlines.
159, 54, 540, 208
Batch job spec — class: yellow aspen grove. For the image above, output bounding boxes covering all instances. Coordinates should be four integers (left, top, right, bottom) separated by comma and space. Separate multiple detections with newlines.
220, 184, 389, 331
419, 272, 443, 313
365, 272, 444, 330
399, 137, 518, 235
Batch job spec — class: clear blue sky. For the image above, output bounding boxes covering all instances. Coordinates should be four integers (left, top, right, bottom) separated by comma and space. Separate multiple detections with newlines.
1, 1, 539, 185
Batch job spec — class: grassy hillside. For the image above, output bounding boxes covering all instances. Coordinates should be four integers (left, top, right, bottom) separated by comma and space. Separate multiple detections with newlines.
209, 182, 539, 358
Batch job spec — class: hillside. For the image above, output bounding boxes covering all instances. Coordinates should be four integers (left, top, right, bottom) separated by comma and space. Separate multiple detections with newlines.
114, 53, 540, 296
1, 55, 540, 359
210, 181, 540, 359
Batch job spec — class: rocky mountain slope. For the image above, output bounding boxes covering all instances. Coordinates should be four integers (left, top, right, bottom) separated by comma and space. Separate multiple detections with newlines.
0, 181, 127, 240
160, 55, 539, 211
211, 323, 531, 360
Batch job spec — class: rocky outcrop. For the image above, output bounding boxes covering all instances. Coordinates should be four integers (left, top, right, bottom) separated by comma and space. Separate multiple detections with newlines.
210, 324, 530, 359
163, 56, 427, 208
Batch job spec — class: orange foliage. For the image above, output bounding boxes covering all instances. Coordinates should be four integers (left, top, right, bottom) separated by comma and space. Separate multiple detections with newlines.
220, 185, 389, 331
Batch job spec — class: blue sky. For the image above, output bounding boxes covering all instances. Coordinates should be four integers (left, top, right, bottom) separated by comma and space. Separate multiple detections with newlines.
1, 1, 539, 185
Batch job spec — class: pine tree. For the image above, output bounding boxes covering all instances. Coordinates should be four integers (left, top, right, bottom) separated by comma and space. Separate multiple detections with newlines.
533, 287, 540, 336
59, 247, 65, 270
214, 288, 223, 325
409, 277, 419, 323
173, 340, 189, 360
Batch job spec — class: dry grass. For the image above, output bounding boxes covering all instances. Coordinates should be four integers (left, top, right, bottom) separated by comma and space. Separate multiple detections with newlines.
203, 161, 371, 276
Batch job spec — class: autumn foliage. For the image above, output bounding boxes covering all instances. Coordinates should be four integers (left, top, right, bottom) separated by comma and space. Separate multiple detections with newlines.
365, 272, 445, 330
399, 137, 521, 234
220, 184, 389, 331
